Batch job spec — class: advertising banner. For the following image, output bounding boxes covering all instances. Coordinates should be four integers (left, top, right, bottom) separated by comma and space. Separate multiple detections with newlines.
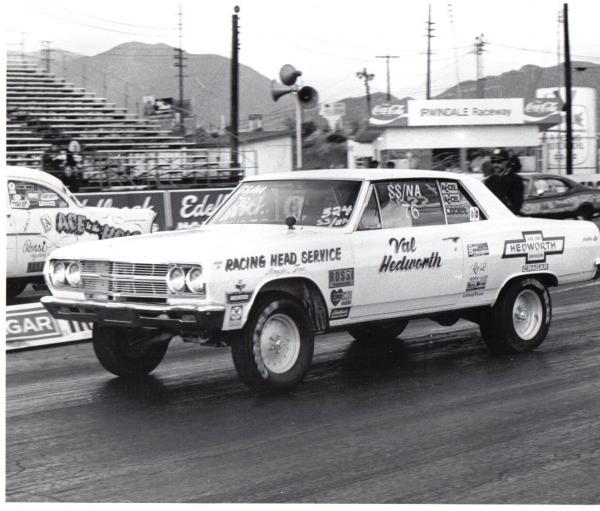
537, 87, 598, 174
6, 303, 91, 350
169, 188, 232, 230
77, 190, 168, 229
407, 98, 524, 126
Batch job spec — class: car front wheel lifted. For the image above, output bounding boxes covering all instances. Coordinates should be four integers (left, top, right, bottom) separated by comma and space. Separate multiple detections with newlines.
479, 277, 551, 354
92, 326, 170, 377
231, 296, 314, 393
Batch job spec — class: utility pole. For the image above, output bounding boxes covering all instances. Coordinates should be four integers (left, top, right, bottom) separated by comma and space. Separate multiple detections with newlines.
375, 55, 399, 101
474, 34, 486, 98
563, 3, 573, 175
41, 41, 52, 73
356, 67, 375, 117
230, 5, 240, 168
425, 4, 435, 99
173, 4, 187, 135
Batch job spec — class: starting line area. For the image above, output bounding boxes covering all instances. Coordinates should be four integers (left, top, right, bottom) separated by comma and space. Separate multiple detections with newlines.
6, 301, 91, 351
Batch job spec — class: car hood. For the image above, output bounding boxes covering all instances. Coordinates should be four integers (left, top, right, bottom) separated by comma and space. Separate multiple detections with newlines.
47, 223, 342, 263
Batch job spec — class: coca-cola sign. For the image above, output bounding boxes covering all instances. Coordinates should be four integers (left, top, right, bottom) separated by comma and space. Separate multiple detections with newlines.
524, 99, 561, 117
369, 103, 408, 126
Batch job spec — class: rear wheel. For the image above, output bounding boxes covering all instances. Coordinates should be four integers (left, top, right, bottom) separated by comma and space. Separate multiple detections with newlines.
479, 277, 551, 354
92, 326, 170, 377
348, 320, 408, 343
231, 295, 314, 393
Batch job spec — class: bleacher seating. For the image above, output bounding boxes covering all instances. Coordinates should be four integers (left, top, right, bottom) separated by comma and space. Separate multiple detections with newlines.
5, 58, 252, 190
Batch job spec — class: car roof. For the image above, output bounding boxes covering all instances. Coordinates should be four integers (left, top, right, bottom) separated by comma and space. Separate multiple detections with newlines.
6, 165, 66, 189
244, 168, 470, 182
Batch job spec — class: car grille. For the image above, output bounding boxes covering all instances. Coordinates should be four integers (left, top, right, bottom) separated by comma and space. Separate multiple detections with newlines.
80, 260, 170, 298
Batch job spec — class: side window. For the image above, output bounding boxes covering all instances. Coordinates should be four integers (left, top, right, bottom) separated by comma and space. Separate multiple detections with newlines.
357, 187, 381, 230
439, 180, 487, 224
7, 180, 68, 210
533, 178, 570, 197
374, 179, 445, 228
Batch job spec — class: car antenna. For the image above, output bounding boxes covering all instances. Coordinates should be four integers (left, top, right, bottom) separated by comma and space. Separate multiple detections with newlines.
285, 216, 297, 230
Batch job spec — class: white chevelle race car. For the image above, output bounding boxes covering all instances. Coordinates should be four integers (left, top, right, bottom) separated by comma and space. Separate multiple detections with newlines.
6, 166, 155, 299
41, 169, 600, 393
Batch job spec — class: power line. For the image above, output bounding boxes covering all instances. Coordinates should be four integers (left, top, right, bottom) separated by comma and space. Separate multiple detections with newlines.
58, 7, 177, 31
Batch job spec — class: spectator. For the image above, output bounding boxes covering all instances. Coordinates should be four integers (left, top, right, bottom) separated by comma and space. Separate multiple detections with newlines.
385, 160, 396, 169
483, 148, 524, 215
65, 139, 83, 192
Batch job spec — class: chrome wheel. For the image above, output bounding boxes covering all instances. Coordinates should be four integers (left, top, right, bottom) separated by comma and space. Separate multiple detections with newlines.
259, 313, 301, 374
512, 289, 543, 340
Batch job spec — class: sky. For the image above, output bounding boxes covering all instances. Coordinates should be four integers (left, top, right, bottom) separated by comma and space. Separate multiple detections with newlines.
4, 0, 600, 103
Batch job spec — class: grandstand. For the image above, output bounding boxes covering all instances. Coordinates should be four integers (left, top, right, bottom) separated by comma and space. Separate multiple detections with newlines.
5, 58, 253, 190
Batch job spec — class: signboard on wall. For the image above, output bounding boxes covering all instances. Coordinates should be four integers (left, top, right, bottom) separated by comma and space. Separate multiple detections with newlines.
407, 98, 524, 126
537, 87, 597, 174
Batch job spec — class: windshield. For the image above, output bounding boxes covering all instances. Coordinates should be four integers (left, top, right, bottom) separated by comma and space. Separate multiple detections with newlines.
61, 184, 83, 207
209, 179, 362, 227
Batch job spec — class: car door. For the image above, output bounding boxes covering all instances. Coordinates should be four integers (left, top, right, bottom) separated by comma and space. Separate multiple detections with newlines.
349, 178, 464, 321
7, 179, 71, 276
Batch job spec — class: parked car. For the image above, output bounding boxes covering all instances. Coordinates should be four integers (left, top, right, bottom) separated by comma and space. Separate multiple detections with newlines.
6, 166, 156, 299
41, 169, 600, 393
520, 173, 600, 220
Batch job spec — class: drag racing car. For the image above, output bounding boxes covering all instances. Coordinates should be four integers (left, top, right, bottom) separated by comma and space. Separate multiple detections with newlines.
6, 166, 156, 299
520, 173, 600, 220
41, 169, 600, 393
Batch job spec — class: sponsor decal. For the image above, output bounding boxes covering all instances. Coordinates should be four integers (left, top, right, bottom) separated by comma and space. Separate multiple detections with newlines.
522, 263, 549, 272
330, 288, 352, 307
226, 248, 342, 272
40, 215, 53, 233
10, 199, 29, 209
467, 242, 489, 257
229, 305, 243, 326
471, 261, 487, 275
230, 306, 243, 321
502, 231, 565, 264
56, 212, 141, 240
27, 261, 45, 273
22, 239, 48, 255
469, 207, 480, 222
380, 237, 442, 273
329, 268, 354, 288
235, 280, 246, 291
330, 307, 351, 320
226, 291, 252, 303
445, 206, 469, 216
27, 192, 40, 201
38, 200, 56, 207
466, 275, 487, 292
41, 192, 58, 201
8, 182, 16, 192
6, 307, 59, 341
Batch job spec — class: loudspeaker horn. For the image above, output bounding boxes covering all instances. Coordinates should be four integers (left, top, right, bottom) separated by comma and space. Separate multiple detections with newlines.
279, 64, 302, 86
270, 80, 294, 102
298, 85, 319, 109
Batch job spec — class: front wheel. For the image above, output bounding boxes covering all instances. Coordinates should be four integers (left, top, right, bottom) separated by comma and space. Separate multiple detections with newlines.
231, 296, 314, 393
92, 326, 170, 377
479, 277, 551, 354
348, 320, 408, 343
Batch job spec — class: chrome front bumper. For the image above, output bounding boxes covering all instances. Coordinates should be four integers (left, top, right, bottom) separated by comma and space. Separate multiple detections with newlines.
41, 296, 225, 332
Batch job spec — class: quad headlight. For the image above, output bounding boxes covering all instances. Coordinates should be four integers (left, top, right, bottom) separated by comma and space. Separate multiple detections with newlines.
50, 260, 82, 287
66, 262, 82, 287
167, 265, 205, 294
167, 266, 187, 293
185, 266, 205, 294
50, 261, 67, 286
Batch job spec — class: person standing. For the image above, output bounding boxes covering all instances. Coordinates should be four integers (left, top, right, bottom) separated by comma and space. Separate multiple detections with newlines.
483, 148, 524, 215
